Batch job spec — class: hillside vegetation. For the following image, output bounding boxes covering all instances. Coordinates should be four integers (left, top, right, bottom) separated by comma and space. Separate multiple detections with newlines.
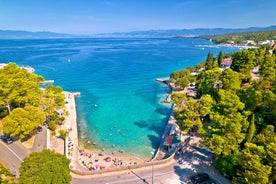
201, 30, 276, 44
171, 46, 276, 183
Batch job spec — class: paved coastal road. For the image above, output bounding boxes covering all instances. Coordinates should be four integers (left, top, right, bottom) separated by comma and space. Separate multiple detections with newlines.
0, 140, 31, 177
72, 160, 180, 184
72, 161, 192, 184
0, 128, 46, 177
0, 126, 230, 183
72, 159, 231, 184
31, 126, 47, 152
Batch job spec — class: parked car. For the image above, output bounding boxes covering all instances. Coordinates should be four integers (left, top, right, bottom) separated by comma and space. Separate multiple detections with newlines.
191, 173, 210, 183
178, 159, 184, 164
1, 134, 13, 144
36, 126, 43, 132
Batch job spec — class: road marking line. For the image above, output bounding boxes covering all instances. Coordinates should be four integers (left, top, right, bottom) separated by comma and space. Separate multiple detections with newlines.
0, 141, 23, 162
106, 171, 175, 184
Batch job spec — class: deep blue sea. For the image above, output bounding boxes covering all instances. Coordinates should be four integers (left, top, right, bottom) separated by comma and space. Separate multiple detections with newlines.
0, 37, 237, 159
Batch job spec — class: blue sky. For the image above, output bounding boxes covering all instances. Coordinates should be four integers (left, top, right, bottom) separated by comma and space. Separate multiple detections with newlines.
0, 0, 276, 34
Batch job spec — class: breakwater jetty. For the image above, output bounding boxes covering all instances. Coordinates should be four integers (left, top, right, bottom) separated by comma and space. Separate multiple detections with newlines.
156, 78, 170, 84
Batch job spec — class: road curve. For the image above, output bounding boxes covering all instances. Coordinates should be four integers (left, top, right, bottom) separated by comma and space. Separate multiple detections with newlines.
71, 157, 231, 184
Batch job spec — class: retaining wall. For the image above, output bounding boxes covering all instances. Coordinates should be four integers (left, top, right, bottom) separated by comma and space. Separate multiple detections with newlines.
71, 152, 176, 175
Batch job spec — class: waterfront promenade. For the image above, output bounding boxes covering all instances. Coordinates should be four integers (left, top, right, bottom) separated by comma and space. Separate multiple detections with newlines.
63, 92, 80, 170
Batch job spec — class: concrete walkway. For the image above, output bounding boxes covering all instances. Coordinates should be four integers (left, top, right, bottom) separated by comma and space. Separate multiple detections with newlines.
154, 107, 177, 160
62, 92, 80, 171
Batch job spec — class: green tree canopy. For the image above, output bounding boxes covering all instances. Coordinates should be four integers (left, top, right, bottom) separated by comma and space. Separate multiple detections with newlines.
245, 114, 256, 143
231, 49, 255, 83
196, 68, 222, 97
238, 84, 263, 112
205, 52, 218, 70
2, 106, 45, 139
206, 90, 248, 155
217, 51, 224, 67
238, 143, 271, 184
0, 63, 67, 136
42, 86, 66, 130
0, 163, 17, 184
170, 69, 191, 89
258, 54, 276, 91
219, 68, 241, 91
203, 30, 276, 44
175, 97, 201, 132
171, 46, 276, 183
198, 94, 215, 117
0, 63, 44, 115
19, 149, 71, 184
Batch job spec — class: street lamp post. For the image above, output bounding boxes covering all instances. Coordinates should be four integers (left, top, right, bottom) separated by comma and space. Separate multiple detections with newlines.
151, 152, 154, 184
152, 161, 154, 184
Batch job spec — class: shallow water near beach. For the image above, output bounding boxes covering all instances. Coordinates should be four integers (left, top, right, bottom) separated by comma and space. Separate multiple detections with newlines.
0, 37, 237, 159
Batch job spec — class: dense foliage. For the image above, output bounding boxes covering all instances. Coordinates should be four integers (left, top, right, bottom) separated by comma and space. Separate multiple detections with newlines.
171, 46, 276, 183
0, 63, 66, 140
2, 106, 45, 139
0, 163, 17, 184
202, 30, 276, 44
231, 49, 255, 83
170, 69, 191, 89
0, 63, 43, 116
18, 149, 71, 184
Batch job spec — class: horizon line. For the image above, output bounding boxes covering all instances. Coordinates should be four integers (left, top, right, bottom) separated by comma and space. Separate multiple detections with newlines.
1, 24, 276, 35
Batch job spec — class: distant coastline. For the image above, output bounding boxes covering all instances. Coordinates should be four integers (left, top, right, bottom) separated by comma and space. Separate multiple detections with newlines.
1, 25, 276, 39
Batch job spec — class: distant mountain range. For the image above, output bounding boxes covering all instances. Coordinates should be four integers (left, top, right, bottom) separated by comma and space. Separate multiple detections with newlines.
1, 25, 276, 39
95, 26, 276, 38
0, 30, 75, 39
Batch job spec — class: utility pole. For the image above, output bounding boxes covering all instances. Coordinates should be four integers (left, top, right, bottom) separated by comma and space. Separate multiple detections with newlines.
151, 152, 154, 184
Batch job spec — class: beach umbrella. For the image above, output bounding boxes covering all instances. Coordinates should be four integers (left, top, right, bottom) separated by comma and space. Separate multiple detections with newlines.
99, 151, 105, 156
105, 157, 111, 162
100, 165, 105, 169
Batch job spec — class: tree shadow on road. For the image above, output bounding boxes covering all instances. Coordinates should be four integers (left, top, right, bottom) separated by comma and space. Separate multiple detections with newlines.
129, 168, 149, 184
173, 165, 194, 183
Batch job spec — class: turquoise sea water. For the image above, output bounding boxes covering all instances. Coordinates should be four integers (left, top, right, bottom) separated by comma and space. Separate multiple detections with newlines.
0, 37, 237, 159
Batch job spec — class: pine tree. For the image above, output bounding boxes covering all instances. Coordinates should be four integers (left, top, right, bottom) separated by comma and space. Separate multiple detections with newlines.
217, 51, 223, 67
246, 114, 256, 143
